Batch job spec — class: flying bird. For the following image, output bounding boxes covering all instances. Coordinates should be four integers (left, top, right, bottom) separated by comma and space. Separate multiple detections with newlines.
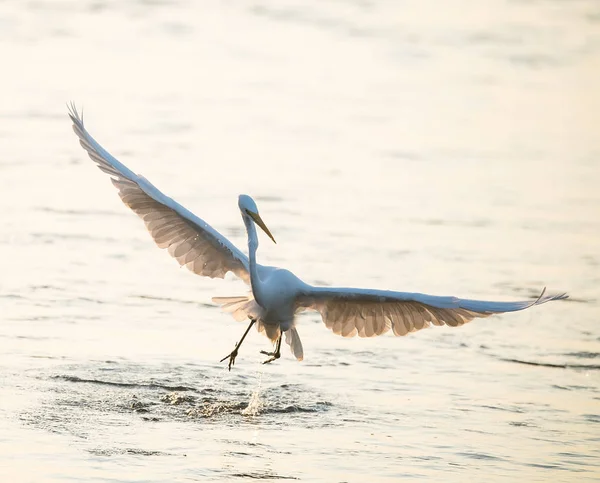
68, 104, 567, 370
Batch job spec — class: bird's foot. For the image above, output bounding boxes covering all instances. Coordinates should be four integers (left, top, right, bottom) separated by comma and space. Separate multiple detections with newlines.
220, 348, 239, 371
260, 350, 280, 364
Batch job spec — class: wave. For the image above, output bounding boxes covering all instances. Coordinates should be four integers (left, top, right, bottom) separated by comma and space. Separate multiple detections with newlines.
501, 358, 600, 370
53, 375, 198, 392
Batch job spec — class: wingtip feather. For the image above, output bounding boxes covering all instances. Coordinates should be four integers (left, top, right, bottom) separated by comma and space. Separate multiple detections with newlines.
67, 101, 84, 129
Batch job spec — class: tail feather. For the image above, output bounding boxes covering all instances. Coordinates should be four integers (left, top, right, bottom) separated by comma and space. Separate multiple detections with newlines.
258, 322, 281, 341
285, 327, 304, 361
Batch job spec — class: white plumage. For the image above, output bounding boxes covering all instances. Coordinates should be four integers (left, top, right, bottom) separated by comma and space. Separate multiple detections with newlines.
68, 104, 567, 369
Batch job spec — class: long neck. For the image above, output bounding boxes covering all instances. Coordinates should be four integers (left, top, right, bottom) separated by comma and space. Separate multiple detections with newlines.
244, 215, 264, 303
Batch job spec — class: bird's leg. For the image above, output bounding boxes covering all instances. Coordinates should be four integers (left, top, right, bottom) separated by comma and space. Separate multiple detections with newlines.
260, 333, 282, 364
220, 318, 255, 371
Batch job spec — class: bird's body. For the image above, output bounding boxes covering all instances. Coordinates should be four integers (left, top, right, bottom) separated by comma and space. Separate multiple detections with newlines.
254, 269, 305, 331
68, 104, 567, 368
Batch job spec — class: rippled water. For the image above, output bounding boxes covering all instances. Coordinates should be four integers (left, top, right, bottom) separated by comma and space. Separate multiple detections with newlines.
1, 1, 599, 481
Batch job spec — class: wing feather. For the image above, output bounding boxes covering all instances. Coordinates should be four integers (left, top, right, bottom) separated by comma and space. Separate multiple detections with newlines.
67, 103, 251, 283
296, 286, 567, 338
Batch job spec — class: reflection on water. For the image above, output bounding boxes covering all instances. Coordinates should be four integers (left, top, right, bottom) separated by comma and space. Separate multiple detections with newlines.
1, 0, 600, 481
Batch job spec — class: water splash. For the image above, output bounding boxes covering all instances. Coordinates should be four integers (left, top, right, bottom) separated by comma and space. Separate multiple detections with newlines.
242, 368, 264, 417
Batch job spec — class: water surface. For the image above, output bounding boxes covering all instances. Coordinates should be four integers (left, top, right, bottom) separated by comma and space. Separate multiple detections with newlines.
1, 1, 599, 481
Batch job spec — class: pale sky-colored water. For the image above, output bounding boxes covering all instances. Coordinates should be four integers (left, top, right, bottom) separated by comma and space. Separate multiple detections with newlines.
0, 1, 599, 482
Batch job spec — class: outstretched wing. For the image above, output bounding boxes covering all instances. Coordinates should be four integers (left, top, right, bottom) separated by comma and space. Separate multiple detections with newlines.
68, 103, 251, 283
296, 286, 567, 337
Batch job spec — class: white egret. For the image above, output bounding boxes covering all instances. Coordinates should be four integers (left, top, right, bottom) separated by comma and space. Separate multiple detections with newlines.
68, 104, 567, 370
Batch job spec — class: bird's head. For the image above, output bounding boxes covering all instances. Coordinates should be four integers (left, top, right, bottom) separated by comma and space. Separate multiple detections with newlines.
238, 194, 276, 243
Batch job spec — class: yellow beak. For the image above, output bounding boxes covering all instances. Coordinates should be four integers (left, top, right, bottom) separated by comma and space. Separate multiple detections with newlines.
247, 211, 277, 244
